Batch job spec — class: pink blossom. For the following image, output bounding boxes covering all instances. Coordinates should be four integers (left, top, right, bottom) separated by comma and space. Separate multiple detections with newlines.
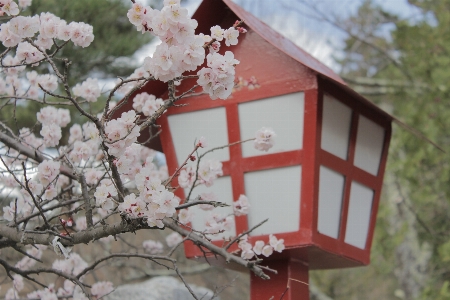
178, 208, 193, 225
165, 232, 183, 247
253, 240, 265, 255
224, 27, 239, 46
91, 281, 114, 299
269, 234, 285, 253
18, 0, 31, 8
73, 77, 100, 102
233, 194, 250, 216
262, 245, 274, 257
198, 159, 223, 187
42, 185, 57, 200
69, 22, 94, 48
40, 123, 62, 147
254, 127, 276, 152
143, 239, 164, 254
210, 25, 224, 41
37, 160, 60, 186
178, 166, 195, 188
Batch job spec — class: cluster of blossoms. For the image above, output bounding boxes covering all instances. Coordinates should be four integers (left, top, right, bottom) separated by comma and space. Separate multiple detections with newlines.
50, 253, 113, 299
118, 178, 179, 228
2, 158, 66, 221
204, 213, 234, 235
36, 106, 70, 147
197, 51, 240, 100
254, 127, 276, 152
93, 143, 169, 219
143, 239, 164, 254
178, 159, 223, 189
238, 234, 285, 260
73, 77, 101, 102
0, 0, 31, 17
104, 110, 140, 157
165, 232, 183, 248
67, 121, 102, 164
127, 0, 244, 100
133, 92, 164, 117
0, 11, 94, 49
233, 194, 250, 216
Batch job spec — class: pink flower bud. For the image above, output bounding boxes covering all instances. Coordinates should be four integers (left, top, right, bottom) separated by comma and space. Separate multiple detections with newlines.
237, 27, 247, 33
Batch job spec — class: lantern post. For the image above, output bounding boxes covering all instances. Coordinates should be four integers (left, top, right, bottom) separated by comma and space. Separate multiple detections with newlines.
117, 0, 394, 299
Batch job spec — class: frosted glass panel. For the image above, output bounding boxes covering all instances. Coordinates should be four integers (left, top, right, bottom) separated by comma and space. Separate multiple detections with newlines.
238, 92, 304, 157
321, 94, 352, 160
344, 181, 374, 249
187, 176, 236, 240
354, 115, 385, 175
318, 166, 345, 239
168, 107, 229, 166
245, 166, 301, 236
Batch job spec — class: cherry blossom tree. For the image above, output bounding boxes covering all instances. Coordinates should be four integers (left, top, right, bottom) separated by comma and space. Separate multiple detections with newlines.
0, 0, 281, 298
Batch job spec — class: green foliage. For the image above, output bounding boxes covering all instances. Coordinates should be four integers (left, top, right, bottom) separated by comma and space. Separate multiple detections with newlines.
25, 0, 152, 82
0, 0, 154, 138
315, 0, 450, 299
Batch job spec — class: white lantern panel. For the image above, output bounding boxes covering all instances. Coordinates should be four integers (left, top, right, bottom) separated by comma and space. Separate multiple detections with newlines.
354, 115, 385, 176
168, 107, 229, 166
344, 181, 374, 249
321, 94, 353, 160
238, 92, 304, 157
245, 166, 301, 236
318, 166, 345, 239
186, 176, 236, 240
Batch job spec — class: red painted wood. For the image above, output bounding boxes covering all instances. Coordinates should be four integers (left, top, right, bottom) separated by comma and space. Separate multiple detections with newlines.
117, 0, 394, 273
250, 259, 309, 300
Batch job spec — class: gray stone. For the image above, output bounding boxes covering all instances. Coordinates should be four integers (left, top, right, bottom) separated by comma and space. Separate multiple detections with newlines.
106, 276, 217, 300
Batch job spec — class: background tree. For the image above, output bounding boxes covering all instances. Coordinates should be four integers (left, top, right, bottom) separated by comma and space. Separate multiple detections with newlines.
286, 1, 450, 299
0, 0, 153, 142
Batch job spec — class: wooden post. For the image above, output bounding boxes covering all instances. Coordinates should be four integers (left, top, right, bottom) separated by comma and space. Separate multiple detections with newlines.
250, 259, 309, 300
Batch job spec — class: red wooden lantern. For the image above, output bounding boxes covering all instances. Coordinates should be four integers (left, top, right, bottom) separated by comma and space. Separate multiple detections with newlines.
117, 0, 394, 298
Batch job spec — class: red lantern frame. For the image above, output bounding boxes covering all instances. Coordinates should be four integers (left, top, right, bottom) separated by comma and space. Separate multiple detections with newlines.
113, 0, 394, 272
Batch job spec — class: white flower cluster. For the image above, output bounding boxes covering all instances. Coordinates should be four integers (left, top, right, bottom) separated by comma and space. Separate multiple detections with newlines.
178, 208, 193, 225
133, 92, 164, 117
128, 0, 205, 82
127, 0, 243, 100
254, 127, 276, 152
197, 51, 240, 100
14, 245, 46, 270
36, 106, 70, 147
178, 159, 223, 189
0, 12, 94, 49
238, 234, 285, 260
104, 110, 140, 157
19, 127, 43, 150
118, 184, 179, 229
66, 122, 102, 165
233, 194, 250, 216
165, 232, 183, 248
1, 158, 68, 209
51, 253, 112, 299
94, 180, 117, 217
204, 213, 234, 235
57, 280, 89, 300
143, 239, 164, 254
73, 77, 101, 102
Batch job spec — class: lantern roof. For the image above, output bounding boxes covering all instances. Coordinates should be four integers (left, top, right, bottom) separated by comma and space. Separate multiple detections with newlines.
114, 0, 441, 152
192, 0, 395, 122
